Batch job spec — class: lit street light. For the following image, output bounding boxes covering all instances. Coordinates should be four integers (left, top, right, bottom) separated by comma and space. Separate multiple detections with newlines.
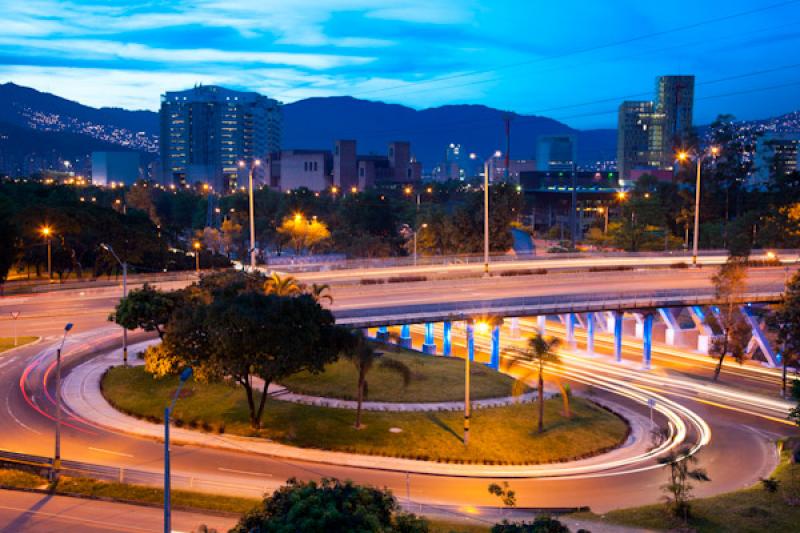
677, 146, 719, 267
100, 243, 128, 366
238, 159, 262, 271
40, 226, 52, 281
52, 322, 73, 481
164, 366, 193, 533
193, 241, 201, 273
412, 223, 428, 267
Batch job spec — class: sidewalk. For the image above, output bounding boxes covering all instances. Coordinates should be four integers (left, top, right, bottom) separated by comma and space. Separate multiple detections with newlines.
62, 337, 656, 478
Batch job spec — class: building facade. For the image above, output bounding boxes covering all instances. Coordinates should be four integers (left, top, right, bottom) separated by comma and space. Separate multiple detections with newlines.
268, 149, 332, 191
751, 132, 800, 189
654, 75, 695, 169
333, 140, 421, 190
159, 85, 281, 191
536, 135, 576, 172
91, 151, 140, 186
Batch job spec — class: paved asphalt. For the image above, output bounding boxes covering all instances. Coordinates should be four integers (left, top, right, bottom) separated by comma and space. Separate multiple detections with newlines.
0, 267, 794, 519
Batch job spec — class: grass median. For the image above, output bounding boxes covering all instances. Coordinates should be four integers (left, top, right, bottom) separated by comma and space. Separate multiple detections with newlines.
0, 337, 37, 354
280, 342, 519, 403
570, 443, 800, 532
103, 366, 628, 465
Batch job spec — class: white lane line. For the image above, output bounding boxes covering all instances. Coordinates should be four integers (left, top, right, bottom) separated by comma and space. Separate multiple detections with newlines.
88, 446, 134, 458
5, 393, 42, 435
218, 467, 273, 477
0, 504, 155, 532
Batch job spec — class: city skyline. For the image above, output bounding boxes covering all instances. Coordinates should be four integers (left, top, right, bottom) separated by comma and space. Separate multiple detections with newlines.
1, 1, 799, 128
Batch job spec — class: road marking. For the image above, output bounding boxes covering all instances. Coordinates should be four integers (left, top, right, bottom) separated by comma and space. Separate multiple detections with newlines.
218, 467, 273, 477
88, 446, 134, 458
0, 504, 155, 532
5, 393, 43, 435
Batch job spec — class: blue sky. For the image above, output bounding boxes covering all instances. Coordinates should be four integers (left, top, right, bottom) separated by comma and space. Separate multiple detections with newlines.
1, 0, 799, 128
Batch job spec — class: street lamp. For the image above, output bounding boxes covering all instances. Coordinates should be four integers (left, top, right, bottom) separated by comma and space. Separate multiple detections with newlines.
238, 159, 262, 272
40, 226, 52, 280
164, 367, 193, 533
412, 223, 428, 267
100, 243, 128, 366
52, 322, 74, 481
193, 241, 201, 273
677, 146, 719, 267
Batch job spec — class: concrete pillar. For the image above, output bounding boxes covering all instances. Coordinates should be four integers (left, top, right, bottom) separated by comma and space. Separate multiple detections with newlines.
376, 326, 389, 342
657, 308, 680, 346
423, 322, 437, 354
443, 321, 452, 356
466, 321, 475, 362
614, 311, 623, 363
489, 324, 501, 370
537, 315, 547, 335
566, 313, 576, 348
634, 314, 644, 339
741, 305, 778, 367
689, 306, 714, 354
642, 313, 653, 370
586, 312, 595, 356
400, 324, 412, 349
510, 317, 520, 339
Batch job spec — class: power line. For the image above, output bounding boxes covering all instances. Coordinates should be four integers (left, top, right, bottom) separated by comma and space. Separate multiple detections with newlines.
344, 0, 800, 99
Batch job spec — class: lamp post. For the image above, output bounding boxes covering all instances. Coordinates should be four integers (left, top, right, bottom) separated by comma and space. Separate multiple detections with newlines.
677, 146, 719, 267
164, 367, 193, 533
100, 243, 128, 366
40, 226, 52, 280
52, 322, 73, 481
412, 223, 428, 267
193, 242, 201, 274
483, 152, 500, 276
238, 159, 262, 272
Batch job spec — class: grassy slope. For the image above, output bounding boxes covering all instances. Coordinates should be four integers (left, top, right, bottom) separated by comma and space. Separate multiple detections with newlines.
103, 366, 628, 464
571, 446, 800, 533
0, 337, 37, 354
280, 343, 519, 402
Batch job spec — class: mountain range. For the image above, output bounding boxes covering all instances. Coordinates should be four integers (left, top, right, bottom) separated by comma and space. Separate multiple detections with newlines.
1, 81, 797, 178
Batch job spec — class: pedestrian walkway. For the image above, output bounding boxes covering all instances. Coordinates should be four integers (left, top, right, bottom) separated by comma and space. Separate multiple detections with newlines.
62, 336, 654, 478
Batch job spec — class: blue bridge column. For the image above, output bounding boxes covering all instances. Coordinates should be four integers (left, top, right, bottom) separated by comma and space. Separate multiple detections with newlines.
466, 321, 475, 362
537, 315, 547, 335
566, 313, 576, 348
423, 322, 437, 354
586, 312, 595, 356
442, 321, 452, 356
614, 311, 623, 363
642, 313, 653, 370
488, 324, 501, 370
376, 326, 389, 342
399, 324, 412, 349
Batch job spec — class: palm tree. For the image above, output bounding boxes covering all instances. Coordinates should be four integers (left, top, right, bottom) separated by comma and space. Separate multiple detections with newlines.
510, 333, 561, 433
345, 332, 411, 429
308, 283, 333, 305
264, 272, 301, 296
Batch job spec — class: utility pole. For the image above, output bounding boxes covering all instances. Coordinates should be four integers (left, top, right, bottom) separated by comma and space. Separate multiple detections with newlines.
483, 160, 490, 276
504, 115, 512, 180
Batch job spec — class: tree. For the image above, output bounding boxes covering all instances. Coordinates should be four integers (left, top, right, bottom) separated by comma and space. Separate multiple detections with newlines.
708, 259, 752, 381
230, 477, 429, 533
788, 379, 800, 427
771, 272, 800, 397
220, 218, 243, 257
308, 283, 333, 305
488, 481, 516, 508
0, 196, 19, 294
110, 283, 179, 339
509, 334, 562, 433
344, 332, 410, 429
264, 272, 301, 296
659, 446, 710, 524
161, 288, 351, 429
277, 215, 330, 254
491, 517, 572, 533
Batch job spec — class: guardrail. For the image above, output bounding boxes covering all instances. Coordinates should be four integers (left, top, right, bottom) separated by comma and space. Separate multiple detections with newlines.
333, 288, 784, 327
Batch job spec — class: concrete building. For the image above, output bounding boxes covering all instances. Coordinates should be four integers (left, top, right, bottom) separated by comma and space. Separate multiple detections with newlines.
333, 140, 421, 190
268, 149, 332, 191
91, 151, 140, 186
616, 75, 694, 180
159, 85, 281, 191
536, 135, 576, 172
751, 132, 800, 189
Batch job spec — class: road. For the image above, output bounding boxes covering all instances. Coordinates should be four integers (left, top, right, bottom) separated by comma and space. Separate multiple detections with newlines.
0, 489, 235, 532
0, 266, 794, 518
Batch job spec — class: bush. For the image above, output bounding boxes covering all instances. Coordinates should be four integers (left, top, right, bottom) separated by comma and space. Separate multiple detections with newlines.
387, 275, 428, 283
499, 268, 548, 277
491, 516, 571, 533
670, 261, 689, 269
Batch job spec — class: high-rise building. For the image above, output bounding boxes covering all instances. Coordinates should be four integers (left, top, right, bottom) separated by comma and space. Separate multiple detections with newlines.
751, 132, 800, 189
616, 75, 694, 180
91, 151, 140, 186
159, 85, 281, 191
655, 75, 695, 169
617, 101, 664, 180
536, 135, 576, 172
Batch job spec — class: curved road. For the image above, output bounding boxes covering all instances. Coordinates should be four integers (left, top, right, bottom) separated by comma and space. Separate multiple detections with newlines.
0, 268, 795, 514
